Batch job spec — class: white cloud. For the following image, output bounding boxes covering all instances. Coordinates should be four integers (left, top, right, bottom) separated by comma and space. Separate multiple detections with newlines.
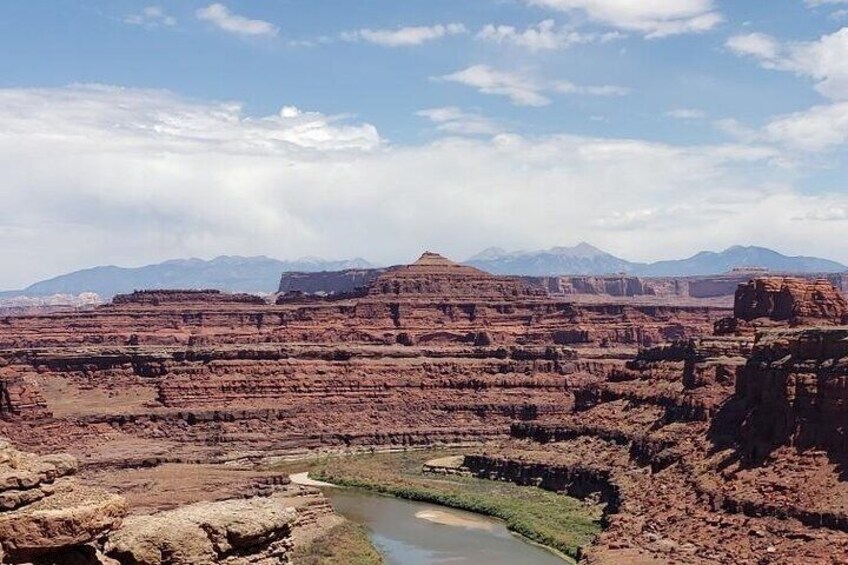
714, 118, 759, 143
526, 0, 722, 38
437, 65, 627, 106
667, 108, 706, 119
342, 23, 466, 46
714, 102, 848, 152
416, 107, 502, 135
196, 3, 278, 37
439, 66, 551, 106
796, 205, 848, 221
125, 5, 176, 27
2, 85, 842, 288
763, 100, 848, 150
476, 19, 621, 51
727, 28, 848, 100
805, 0, 848, 6
724, 28, 848, 150
726, 32, 780, 60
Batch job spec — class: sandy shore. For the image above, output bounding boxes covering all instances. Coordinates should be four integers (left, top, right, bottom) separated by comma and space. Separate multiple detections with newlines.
415, 508, 496, 530
289, 472, 338, 488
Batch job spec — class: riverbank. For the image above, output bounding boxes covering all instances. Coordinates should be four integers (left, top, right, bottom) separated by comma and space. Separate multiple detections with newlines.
272, 449, 602, 561
291, 519, 383, 565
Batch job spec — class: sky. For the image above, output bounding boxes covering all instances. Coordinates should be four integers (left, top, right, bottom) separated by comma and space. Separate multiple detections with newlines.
1, 1, 848, 288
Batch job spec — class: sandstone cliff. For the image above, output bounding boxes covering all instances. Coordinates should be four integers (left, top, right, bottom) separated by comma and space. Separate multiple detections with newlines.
1, 254, 846, 563
0, 439, 126, 563
716, 276, 848, 335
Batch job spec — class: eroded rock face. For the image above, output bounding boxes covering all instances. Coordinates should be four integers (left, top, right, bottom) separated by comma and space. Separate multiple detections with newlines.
734, 277, 847, 324
106, 494, 296, 565
112, 290, 267, 307
278, 268, 386, 296
0, 369, 51, 420
11, 254, 846, 563
459, 329, 848, 563
0, 439, 126, 561
0, 255, 725, 460
727, 327, 848, 461
367, 252, 546, 299
714, 277, 848, 337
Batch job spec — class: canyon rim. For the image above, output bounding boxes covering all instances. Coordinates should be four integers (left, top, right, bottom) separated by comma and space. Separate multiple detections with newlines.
3, 1, 848, 563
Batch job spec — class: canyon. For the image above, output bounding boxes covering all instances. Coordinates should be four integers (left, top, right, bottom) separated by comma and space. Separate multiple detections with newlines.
279, 266, 848, 307
0, 252, 846, 563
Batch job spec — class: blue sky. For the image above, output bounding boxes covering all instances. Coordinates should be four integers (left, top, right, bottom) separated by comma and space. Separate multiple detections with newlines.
1, 1, 848, 287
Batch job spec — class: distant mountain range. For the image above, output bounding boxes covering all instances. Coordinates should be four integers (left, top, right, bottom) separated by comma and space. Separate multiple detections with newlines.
0, 256, 374, 299
2, 245, 845, 301
465, 243, 848, 277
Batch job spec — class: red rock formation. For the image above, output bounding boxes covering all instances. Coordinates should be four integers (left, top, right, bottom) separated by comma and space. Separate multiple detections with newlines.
278, 268, 387, 296
105, 494, 297, 565
458, 328, 848, 563
733, 277, 847, 323
0, 369, 51, 420
367, 252, 546, 299
715, 277, 848, 336
0, 261, 724, 353
7, 252, 848, 563
729, 327, 848, 460
0, 254, 724, 471
0, 438, 126, 562
112, 289, 267, 306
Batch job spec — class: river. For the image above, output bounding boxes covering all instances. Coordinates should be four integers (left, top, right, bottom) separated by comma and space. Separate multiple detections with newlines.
324, 487, 569, 564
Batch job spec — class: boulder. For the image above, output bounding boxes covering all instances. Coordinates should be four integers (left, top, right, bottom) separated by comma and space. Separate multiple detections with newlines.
106, 494, 297, 565
0, 439, 126, 560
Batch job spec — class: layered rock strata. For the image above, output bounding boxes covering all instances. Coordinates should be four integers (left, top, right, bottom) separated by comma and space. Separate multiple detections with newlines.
0, 254, 725, 458
723, 327, 848, 460
459, 323, 848, 563
280, 268, 848, 305
105, 494, 297, 565
0, 439, 126, 562
4, 254, 847, 563
0, 344, 580, 461
0, 439, 334, 565
716, 277, 848, 335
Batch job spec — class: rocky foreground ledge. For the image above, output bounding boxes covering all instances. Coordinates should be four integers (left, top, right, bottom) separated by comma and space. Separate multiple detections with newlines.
0, 437, 339, 564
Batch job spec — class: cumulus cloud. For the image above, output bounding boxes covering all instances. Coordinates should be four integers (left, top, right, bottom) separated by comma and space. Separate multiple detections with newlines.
763, 100, 848, 150
125, 5, 176, 27
341, 23, 466, 46
1, 84, 844, 288
196, 3, 278, 37
725, 28, 848, 150
726, 28, 848, 100
714, 103, 848, 152
526, 0, 723, 38
476, 19, 621, 51
416, 107, 502, 135
437, 65, 627, 106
